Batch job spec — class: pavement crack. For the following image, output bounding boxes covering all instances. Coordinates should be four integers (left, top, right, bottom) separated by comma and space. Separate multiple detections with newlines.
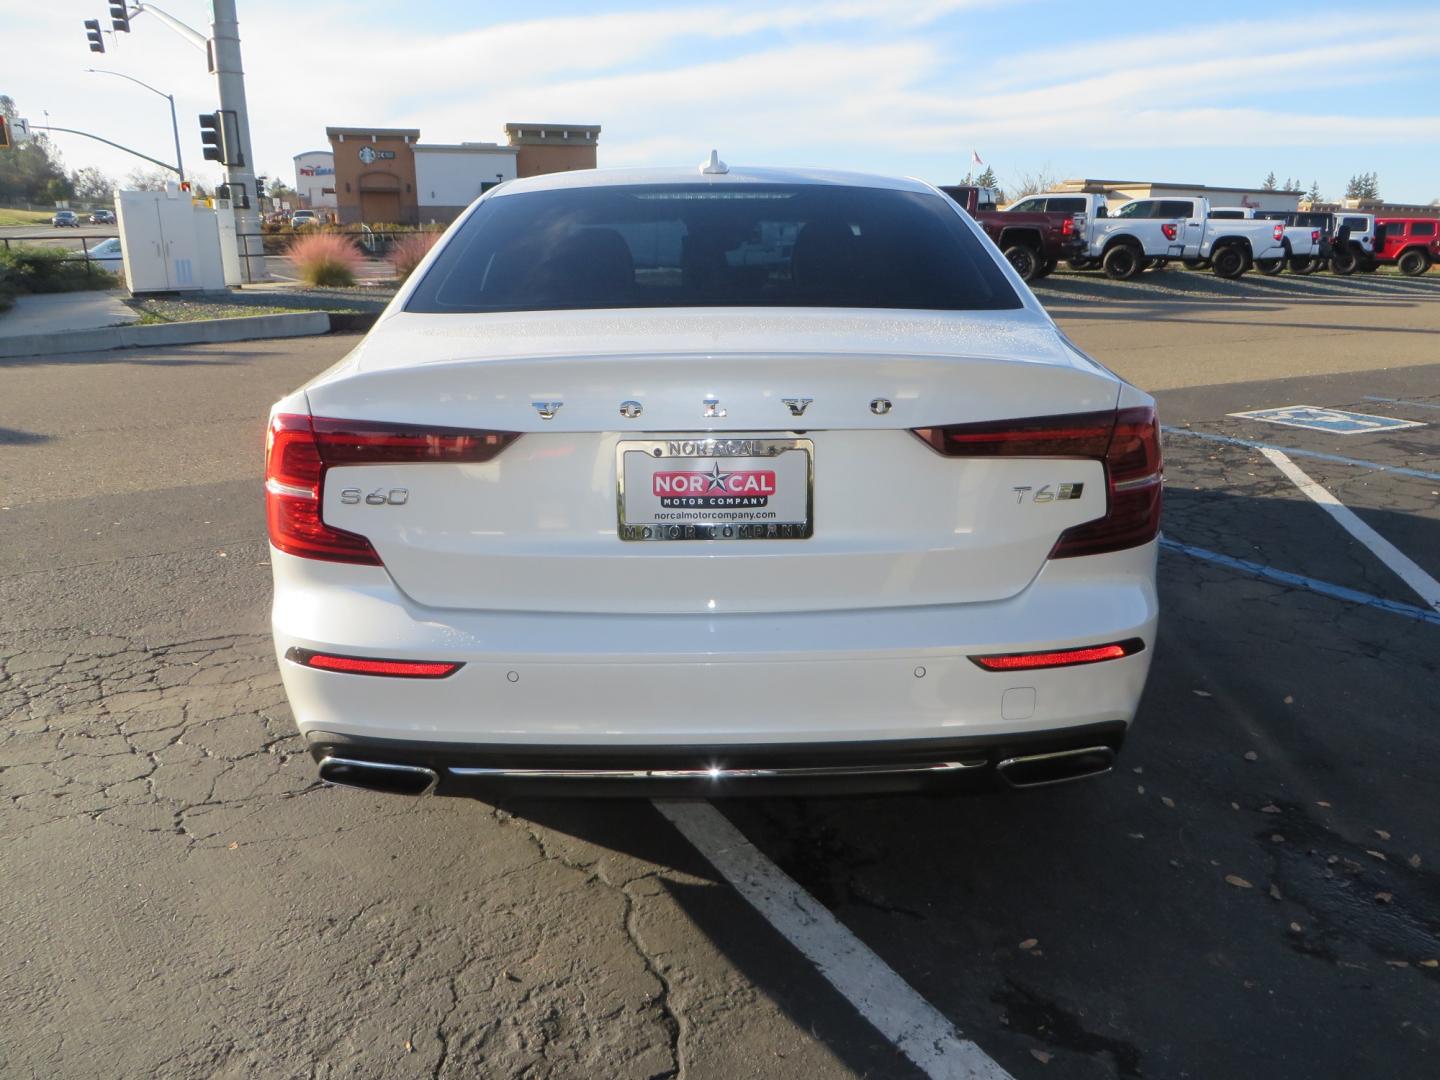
622, 877, 685, 1080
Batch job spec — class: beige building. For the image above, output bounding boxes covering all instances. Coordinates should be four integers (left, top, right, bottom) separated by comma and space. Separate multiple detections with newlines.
1311, 198, 1440, 218
1053, 178, 1303, 214
504, 124, 602, 178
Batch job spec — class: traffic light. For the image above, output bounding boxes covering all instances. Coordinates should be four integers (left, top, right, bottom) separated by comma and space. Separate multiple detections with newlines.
198, 110, 244, 165
84, 18, 105, 53
199, 112, 222, 161
110, 2, 130, 32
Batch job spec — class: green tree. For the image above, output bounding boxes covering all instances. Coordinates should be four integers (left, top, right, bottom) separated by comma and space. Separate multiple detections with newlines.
71, 166, 114, 203
0, 93, 72, 205
44, 176, 74, 204
125, 167, 171, 192
1344, 172, 1380, 200
1262, 171, 1277, 191
1306, 179, 1322, 204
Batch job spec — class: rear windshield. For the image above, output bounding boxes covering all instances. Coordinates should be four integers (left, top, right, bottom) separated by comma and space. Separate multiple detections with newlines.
405, 183, 1022, 314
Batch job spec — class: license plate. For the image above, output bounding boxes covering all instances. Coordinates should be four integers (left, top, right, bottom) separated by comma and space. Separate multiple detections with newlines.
616, 437, 813, 542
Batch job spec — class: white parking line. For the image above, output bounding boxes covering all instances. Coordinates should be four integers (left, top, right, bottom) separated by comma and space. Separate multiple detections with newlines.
1260, 447, 1440, 613
655, 799, 1013, 1080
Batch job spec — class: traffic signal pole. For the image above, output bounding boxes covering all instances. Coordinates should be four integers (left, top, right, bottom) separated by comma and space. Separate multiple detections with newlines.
121, 1, 265, 282
208, 0, 262, 281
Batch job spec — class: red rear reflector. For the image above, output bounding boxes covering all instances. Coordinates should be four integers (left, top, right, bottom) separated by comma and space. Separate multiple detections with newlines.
286, 648, 461, 678
970, 639, 1143, 671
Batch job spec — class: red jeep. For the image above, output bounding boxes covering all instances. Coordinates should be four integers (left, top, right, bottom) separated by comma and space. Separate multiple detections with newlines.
1371, 217, 1438, 276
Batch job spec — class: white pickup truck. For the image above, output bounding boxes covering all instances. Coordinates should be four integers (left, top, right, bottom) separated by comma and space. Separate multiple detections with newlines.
1087, 197, 1287, 280
1207, 207, 1323, 275
1004, 191, 1111, 270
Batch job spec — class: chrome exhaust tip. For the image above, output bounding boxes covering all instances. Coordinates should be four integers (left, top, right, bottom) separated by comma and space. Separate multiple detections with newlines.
995, 745, 1115, 790
318, 756, 439, 796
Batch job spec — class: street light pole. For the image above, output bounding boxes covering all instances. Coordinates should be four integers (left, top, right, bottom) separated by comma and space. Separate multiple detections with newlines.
85, 69, 184, 183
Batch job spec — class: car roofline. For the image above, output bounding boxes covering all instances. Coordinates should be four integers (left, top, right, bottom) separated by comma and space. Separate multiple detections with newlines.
490, 165, 937, 198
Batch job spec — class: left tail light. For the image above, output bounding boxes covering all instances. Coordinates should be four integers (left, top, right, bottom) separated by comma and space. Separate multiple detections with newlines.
1273, 223, 1285, 241
912, 406, 1162, 558
1161, 223, 1178, 241
264, 413, 519, 564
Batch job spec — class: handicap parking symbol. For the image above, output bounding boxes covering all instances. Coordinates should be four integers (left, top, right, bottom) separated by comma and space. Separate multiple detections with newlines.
1227, 405, 1427, 435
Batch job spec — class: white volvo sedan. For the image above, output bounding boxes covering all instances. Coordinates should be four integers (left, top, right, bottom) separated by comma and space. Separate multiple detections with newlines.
266, 161, 1161, 798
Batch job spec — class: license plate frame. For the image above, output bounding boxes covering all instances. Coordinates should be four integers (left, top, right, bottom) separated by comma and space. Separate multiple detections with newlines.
616, 436, 814, 542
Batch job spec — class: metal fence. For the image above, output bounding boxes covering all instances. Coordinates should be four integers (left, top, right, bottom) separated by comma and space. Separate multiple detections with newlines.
3, 225, 423, 284
0, 233, 119, 273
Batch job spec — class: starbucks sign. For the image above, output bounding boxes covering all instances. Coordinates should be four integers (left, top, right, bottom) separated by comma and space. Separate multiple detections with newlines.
357, 146, 396, 164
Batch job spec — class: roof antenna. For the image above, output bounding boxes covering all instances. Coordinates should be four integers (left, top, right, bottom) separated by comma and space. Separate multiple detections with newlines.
700, 149, 728, 175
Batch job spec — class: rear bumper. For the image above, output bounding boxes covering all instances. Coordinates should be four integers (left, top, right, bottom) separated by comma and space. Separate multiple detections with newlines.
307, 721, 1129, 798
272, 540, 1159, 760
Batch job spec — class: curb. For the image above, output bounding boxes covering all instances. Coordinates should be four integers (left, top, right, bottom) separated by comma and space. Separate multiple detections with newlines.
0, 311, 332, 359
326, 311, 381, 334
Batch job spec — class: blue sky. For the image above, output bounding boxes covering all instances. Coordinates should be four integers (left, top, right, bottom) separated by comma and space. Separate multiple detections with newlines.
12, 1, 1440, 202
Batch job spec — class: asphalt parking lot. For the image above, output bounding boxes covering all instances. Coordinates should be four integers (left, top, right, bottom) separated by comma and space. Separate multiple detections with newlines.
2, 271, 1437, 1079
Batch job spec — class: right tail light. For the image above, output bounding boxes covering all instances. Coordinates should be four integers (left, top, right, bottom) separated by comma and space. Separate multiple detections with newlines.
912, 406, 1162, 558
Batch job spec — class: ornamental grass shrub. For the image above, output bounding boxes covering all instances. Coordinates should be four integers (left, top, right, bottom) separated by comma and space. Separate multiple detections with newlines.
391, 231, 441, 281
286, 232, 364, 287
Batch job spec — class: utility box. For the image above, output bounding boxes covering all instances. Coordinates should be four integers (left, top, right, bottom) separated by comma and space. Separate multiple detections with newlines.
116, 185, 227, 294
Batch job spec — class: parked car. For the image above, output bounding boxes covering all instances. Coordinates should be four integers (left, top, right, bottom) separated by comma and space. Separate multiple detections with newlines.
84, 237, 124, 273
89, 209, 116, 225
1371, 217, 1438, 276
1206, 208, 1322, 275
939, 185, 1088, 282
52, 210, 80, 228
1253, 210, 1376, 275
1006, 192, 1112, 270
1087, 197, 1287, 280
290, 210, 321, 228
266, 164, 1161, 799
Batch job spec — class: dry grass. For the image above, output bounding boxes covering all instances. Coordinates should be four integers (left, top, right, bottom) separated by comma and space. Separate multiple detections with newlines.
286, 233, 364, 287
